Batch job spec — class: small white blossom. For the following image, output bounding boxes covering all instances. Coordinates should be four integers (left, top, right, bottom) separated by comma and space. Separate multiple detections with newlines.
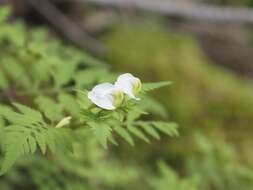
88, 83, 124, 110
115, 73, 142, 100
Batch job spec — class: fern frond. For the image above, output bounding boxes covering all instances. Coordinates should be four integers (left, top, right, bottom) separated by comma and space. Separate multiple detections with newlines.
135, 121, 179, 139
140, 95, 168, 118
58, 93, 80, 117
12, 103, 45, 124
114, 125, 134, 146
142, 81, 172, 92
88, 122, 112, 149
35, 96, 63, 122
127, 125, 150, 143
2, 61, 31, 88
151, 122, 179, 137
53, 62, 77, 87
0, 103, 72, 174
137, 122, 160, 140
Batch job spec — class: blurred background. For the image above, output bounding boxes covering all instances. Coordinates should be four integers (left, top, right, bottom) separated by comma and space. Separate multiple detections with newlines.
1, 0, 253, 189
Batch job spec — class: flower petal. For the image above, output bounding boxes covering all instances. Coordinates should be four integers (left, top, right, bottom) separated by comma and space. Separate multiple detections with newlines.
115, 73, 141, 100
88, 83, 117, 110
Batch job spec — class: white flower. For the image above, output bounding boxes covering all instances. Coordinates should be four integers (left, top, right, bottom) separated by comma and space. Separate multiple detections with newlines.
88, 83, 124, 110
115, 73, 142, 100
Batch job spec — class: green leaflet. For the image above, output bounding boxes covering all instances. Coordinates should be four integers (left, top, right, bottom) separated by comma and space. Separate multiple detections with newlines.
53, 62, 77, 87
88, 122, 112, 149
114, 125, 134, 146
35, 96, 63, 123
58, 93, 80, 117
0, 103, 73, 174
142, 81, 172, 92
127, 125, 150, 143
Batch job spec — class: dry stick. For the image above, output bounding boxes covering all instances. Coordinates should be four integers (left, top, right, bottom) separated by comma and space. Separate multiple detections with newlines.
26, 0, 105, 54
82, 0, 253, 24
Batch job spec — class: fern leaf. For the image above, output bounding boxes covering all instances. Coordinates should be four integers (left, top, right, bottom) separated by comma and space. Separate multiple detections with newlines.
127, 125, 150, 143
28, 135, 37, 154
13, 103, 44, 124
142, 81, 172, 92
151, 122, 179, 137
0, 103, 73, 174
88, 122, 112, 149
137, 122, 160, 140
126, 109, 143, 124
35, 96, 63, 122
0, 127, 31, 174
35, 132, 47, 154
114, 126, 134, 146
58, 93, 80, 117
44, 129, 57, 153
0, 105, 40, 126
140, 96, 168, 118
2, 61, 31, 88
53, 63, 76, 87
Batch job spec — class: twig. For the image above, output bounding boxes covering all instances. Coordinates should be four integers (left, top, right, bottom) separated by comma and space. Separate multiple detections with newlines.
26, 0, 105, 54
82, 0, 253, 25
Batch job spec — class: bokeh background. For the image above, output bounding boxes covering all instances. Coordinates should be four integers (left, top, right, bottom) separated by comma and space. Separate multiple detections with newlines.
1, 0, 253, 190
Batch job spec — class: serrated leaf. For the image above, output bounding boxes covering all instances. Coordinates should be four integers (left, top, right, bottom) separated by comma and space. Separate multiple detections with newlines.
35, 96, 63, 122
28, 135, 37, 154
108, 135, 118, 146
152, 122, 179, 137
58, 93, 80, 117
2, 61, 31, 88
0, 105, 40, 126
0, 103, 73, 174
44, 129, 57, 153
114, 126, 134, 146
128, 125, 150, 143
141, 95, 168, 118
13, 103, 44, 124
35, 132, 47, 154
0, 129, 29, 174
142, 81, 172, 92
126, 109, 142, 124
89, 122, 112, 149
53, 63, 76, 87
76, 90, 92, 109
137, 122, 160, 140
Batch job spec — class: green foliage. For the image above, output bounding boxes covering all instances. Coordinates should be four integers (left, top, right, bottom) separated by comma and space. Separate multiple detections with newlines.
104, 21, 253, 189
0, 103, 72, 174
78, 90, 178, 149
142, 81, 172, 92
187, 133, 253, 190
0, 7, 181, 190
150, 161, 199, 190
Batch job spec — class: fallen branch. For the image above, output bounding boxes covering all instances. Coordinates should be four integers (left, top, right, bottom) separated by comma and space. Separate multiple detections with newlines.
26, 0, 105, 54
82, 0, 253, 24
